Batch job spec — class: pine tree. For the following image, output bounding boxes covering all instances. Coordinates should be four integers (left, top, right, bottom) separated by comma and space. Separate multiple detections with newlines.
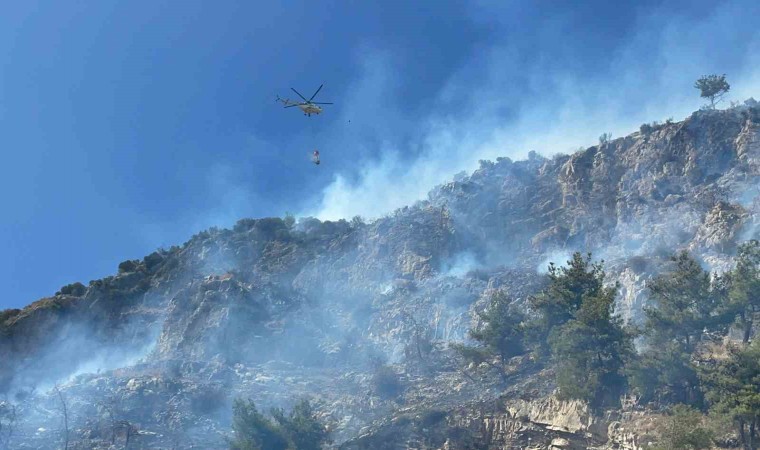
469, 291, 526, 363
452, 290, 526, 378
271, 399, 331, 450
229, 398, 330, 450
549, 274, 634, 407
699, 340, 760, 450
526, 252, 634, 407
629, 342, 703, 406
694, 74, 730, 109
632, 251, 720, 405
723, 240, 760, 343
644, 251, 717, 350
528, 252, 607, 356
229, 399, 288, 450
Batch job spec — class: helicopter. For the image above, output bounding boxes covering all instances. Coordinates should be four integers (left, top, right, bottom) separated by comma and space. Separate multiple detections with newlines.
276, 84, 333, 116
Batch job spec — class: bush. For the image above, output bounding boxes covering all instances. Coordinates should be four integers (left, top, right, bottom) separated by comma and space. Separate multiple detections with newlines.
191, 385, 226, 414
233, 218, 257, 233
628, 255, 649, 273
454, 290, 526, 380
652, 404, 713, 450
253, 218, 291, 241
466, 268, 491, 281
418, 409, 447, 428
699, 339, 760, 449
283, 213, 296, 229
118, 260, 140, 274
640, 121, 663, 135
143, 252, 165, 270
270, 399, 330, 450
478, 159, 494, 169
372, 365, 404, 400
57, 282, 86, 297
228, 398, 329, 450
0, 309, 20, 325
350, 215, 365, 228
229, 399, 288, 450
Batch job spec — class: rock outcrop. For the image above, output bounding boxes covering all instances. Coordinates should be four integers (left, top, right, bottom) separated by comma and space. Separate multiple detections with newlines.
1, 104, 758, 449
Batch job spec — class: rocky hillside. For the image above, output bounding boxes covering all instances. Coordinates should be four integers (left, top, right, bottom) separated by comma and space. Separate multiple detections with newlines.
0, 101, 758, 449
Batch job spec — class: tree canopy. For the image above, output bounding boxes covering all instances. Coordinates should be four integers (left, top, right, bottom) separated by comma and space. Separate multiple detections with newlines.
452, 290, 526, 378
694, 74, 730, 109
632, 251, 719, 405
229, 398, 329, 450
722, 240, 760, 343
544, 255, 633, 407
525, 253, 634, 407
528, 253, 608, 355
643, 251, 717, 351
652, 404, 713, 450
699, 340, 760, 449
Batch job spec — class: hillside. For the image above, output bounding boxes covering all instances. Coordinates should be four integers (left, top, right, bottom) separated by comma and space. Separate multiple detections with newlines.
1, 101, 758, 449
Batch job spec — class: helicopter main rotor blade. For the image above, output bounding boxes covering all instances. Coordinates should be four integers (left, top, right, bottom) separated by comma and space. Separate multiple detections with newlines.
291, 88, 308, 102
309, 84, 324, 101
311, 102, 333, 105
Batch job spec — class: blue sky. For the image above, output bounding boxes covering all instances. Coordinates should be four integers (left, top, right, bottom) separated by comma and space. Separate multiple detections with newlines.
2, 0, 759, 308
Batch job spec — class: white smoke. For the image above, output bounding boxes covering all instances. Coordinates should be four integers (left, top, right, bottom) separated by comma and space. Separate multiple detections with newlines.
307, 3, 760, 221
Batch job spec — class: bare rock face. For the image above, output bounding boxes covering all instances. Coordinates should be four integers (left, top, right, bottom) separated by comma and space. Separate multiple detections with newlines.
2, 104, 759, 449
155, 275, 275, 362
736, 106, 760, 171
506, 396, 606, 438
691, 201, 748, 253
342, 392, 644, 450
